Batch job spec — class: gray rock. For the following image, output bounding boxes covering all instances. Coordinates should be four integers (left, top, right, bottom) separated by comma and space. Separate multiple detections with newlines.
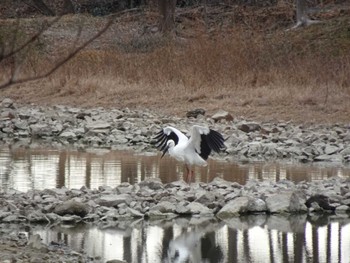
59, 131, 77, 139
97, 194, 132, 207
266, 193, 293, 213
86, 121, 111, 130
238, 123, 261, 133
324, 145, 339, 155
186, 202, 213, 216
45, 213, 62, 222
212, 110, 233, 122
54, 200, 90, 217
138, 178, 164, 190
289, 192, 307, 212
1, 98, 14, 108
217, 197, 250, 219
0, 110, 16, 121
175, 202, 191, 214
116, 183, 133, 194
147, 210, 177, 219
126, 207, 144, 218
194, 191, 215, 205
209, 177, 234, 189
27, 211, 50, 223
335, 205, 349, 213
247, 198, 267, 213
166, 180, 188, 189
306, 195, 334, 211
2, 215, 24, 223
30, 123, 53, 137
14, 120, 28, 130
149, 201, 176, 213
60, 215, 82, 223
314, 154, 342, 162
186, 108, 205, 118
0, 211, 12, 220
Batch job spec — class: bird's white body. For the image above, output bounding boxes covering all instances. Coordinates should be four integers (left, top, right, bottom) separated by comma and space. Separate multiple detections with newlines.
168, 140, 207, 167
154, 125, 225, 182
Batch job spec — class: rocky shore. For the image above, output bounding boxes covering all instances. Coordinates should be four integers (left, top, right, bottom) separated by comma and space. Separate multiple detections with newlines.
1, 175, 350, 262
1, 176, 350, 224
1, 97, 350, 218
1, 98, 350, 164
1, 97, 350, 262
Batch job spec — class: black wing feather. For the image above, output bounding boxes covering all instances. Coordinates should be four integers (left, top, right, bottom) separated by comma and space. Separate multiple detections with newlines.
153, 129, 180, 151
206, 134, 220, 152
198, 129, 225, 160
198, 134, 211, 160
208, 130, 225, 152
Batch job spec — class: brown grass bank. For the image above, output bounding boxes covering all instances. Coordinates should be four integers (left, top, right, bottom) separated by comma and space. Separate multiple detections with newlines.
1, 5, 350, 124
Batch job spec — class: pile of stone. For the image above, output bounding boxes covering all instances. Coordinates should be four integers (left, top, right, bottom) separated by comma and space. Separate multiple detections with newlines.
1, 98, 350, 164
0, 177, 349, 225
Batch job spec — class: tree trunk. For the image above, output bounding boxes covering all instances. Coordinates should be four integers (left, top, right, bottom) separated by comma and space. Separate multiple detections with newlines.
158, 0, 176, 34
31, 0, 55, 16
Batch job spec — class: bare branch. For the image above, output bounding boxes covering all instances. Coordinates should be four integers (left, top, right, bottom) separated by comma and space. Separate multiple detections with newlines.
3, 16, 62, 60
0, 17, 115, 90
23, 0, 55, 16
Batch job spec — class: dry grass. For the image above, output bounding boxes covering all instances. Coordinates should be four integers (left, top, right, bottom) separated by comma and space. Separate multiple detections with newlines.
1, 7, 350, 123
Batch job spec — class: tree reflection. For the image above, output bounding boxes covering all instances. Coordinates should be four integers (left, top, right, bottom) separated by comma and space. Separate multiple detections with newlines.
2, 146, 350, 191
29, 215, 350, 263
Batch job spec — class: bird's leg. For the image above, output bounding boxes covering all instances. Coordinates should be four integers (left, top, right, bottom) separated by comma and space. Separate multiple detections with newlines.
186, 164, 194, 184
185, 165, 190, 182
188, 169, 193, 183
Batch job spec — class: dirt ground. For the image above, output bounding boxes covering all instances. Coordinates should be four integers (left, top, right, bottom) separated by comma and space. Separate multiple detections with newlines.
1, 4, 350, 124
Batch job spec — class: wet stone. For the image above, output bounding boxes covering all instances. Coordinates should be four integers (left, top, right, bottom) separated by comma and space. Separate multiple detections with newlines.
265, 193, 293, 214
54, 200, 90, 217
96, 194, 132, 207
27, 211, 49, 223
139, 178, 164, 190
216, 196, 250, 219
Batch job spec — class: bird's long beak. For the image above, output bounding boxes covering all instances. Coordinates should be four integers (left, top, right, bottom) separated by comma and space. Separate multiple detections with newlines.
161, 145, 169, 158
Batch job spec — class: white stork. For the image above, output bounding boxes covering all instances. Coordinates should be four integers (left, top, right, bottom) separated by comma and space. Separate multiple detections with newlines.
154, 125, 225, 182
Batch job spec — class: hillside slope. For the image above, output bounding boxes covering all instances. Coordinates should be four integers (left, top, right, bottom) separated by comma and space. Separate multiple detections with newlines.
0, 3, 350, 123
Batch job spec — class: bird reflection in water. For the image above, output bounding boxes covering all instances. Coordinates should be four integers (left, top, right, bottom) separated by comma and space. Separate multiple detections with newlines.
166, 230, 223, 263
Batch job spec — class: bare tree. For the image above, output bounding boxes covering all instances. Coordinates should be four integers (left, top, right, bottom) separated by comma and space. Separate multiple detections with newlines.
0, 16, 115, 89
158, 0, 177, 33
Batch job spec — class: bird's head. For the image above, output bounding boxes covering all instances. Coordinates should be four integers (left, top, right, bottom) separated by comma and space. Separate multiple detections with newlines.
161, 140, 175, 158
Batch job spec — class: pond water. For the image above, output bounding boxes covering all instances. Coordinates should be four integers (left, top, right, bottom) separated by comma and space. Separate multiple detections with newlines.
28, 214, 350, 263
1, 144, 350, 263
1, 145, 350, 192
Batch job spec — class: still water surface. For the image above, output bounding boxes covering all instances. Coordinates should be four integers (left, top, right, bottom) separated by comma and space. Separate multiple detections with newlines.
1, 145, 350, 262
1, 145, 350, 192
30, 215, 350, 263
